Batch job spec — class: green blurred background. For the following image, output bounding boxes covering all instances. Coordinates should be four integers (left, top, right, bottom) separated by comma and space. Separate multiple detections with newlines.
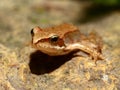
93, 0, 120, 6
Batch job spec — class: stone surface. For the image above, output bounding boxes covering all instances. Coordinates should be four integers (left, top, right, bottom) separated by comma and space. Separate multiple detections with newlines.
0, 0, 120, 90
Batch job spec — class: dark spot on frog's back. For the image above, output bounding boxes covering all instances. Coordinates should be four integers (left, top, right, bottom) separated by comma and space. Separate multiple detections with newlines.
29, 50, 78, 75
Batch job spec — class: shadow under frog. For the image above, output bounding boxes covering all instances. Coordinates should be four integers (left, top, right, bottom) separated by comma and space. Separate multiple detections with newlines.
29, 50, 79, 75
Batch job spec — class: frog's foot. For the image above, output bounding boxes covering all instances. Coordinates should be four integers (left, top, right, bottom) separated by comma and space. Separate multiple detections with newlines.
90, 51, 104, 63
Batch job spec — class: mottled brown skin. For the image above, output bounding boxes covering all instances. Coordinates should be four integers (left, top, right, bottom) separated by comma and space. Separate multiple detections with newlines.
31, 23, 104, 62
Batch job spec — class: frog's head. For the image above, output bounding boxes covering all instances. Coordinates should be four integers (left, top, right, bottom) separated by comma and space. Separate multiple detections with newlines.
31, 23, 78, 56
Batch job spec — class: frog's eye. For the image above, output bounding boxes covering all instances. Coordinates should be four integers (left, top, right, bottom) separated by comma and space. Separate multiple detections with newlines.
31, 28, 34, 36
50, 35, 59, 43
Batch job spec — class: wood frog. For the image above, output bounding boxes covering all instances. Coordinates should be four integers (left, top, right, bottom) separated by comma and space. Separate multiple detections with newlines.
31, 23, 104, 62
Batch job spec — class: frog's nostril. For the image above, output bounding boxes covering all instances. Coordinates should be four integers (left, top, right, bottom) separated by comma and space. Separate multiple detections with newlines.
31, 28, 34, 36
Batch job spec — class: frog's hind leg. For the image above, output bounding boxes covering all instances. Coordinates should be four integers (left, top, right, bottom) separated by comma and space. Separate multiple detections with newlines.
88, 31, 103, 53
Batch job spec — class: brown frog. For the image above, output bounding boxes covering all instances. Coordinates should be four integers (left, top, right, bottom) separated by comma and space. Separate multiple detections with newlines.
31, 23, 104, 62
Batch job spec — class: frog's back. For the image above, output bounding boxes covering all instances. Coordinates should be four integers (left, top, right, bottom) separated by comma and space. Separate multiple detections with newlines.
43, 23, 78, 38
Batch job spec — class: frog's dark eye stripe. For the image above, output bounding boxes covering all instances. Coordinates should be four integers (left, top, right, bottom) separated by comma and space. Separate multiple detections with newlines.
50, 35, 59, 43
31, 28, 34, 36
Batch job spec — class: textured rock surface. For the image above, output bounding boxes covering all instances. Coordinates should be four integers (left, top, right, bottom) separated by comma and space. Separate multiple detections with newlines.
0, 0, 120, 90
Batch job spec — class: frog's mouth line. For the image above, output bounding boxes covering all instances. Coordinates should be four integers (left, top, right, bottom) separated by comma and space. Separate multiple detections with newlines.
36, 44, 66, 50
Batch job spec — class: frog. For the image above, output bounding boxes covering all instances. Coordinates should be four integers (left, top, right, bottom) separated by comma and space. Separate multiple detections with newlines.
30, 23, 104, 62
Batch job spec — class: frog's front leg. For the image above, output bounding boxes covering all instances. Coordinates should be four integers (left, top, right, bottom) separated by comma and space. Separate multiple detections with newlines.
65, 43, 104, 62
